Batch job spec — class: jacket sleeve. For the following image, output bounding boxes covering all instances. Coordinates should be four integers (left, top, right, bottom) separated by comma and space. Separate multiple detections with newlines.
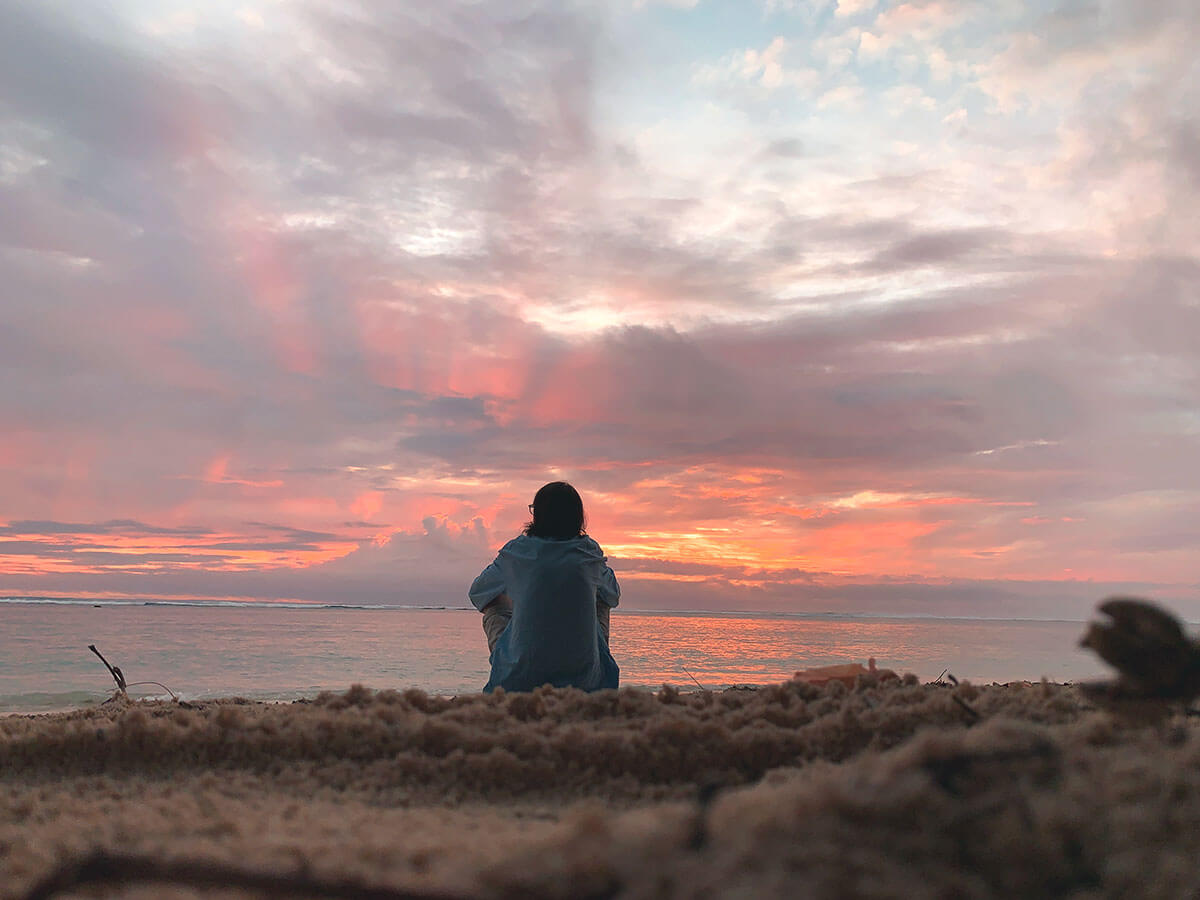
596, 563, 620, 609
468, 558, 506, 612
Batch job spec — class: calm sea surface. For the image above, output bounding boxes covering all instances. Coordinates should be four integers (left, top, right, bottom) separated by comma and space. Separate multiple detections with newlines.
0, 600, 1111, 713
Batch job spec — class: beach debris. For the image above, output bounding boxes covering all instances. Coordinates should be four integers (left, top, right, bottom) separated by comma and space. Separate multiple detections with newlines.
20, 849, 474, 900
87, 644, 179, 702
793, 657, 898, 686
88, 645, 126, 696
1079, 597, 1200, 713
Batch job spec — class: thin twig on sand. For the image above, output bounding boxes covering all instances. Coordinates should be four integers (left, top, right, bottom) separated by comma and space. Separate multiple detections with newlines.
124, 680, 179, 701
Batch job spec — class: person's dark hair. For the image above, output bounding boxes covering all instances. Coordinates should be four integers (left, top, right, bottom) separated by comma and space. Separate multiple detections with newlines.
524, 481, 586, 539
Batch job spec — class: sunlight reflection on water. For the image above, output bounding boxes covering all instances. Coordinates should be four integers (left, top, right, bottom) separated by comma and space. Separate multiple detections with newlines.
0, 604, 1109, 711
616, 612, 1105, 688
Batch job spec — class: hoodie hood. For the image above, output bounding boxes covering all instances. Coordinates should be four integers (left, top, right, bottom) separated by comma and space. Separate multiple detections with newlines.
498, 534, 607, 565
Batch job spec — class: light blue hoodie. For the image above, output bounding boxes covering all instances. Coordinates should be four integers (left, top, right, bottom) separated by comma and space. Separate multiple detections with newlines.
469, 534, 620, 693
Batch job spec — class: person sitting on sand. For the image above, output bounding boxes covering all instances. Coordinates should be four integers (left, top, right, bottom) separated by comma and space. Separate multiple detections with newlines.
469, 481, 620, 693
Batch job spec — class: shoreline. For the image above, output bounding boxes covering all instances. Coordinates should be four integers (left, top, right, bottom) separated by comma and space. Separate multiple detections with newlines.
0, 676, 1083, 719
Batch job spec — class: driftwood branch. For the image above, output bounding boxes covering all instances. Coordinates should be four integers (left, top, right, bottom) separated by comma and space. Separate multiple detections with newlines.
87, 644, 126, 693
681, 667, 707, 691
124, 680, 179, 701
87, 645, 178, 700
22, 850, 474, 900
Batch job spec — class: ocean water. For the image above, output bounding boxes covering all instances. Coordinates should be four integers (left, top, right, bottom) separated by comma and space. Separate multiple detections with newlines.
0, 599, 1112, 713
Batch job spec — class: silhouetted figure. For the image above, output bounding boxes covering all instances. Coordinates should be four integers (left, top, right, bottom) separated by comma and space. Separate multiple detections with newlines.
469, 482, 620, 692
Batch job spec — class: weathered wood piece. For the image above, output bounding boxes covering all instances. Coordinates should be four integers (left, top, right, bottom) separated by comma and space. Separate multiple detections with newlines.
87, 644, 126, 693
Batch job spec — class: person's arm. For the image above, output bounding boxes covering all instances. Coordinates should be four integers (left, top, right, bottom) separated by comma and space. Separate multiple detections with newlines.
597, 564, 620, 609
595, 560, 618, 644
471, 558, 512, 652
468, 559, 506, 612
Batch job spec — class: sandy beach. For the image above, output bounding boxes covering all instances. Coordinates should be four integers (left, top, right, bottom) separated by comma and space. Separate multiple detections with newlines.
4, 675, 1199, 899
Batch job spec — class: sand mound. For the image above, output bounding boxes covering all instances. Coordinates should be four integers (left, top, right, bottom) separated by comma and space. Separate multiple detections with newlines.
3, 678, 1198, 898
1, 676, 1080, 801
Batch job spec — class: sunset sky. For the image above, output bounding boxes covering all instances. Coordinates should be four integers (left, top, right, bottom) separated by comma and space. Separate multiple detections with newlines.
1, 0, 1197, 618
